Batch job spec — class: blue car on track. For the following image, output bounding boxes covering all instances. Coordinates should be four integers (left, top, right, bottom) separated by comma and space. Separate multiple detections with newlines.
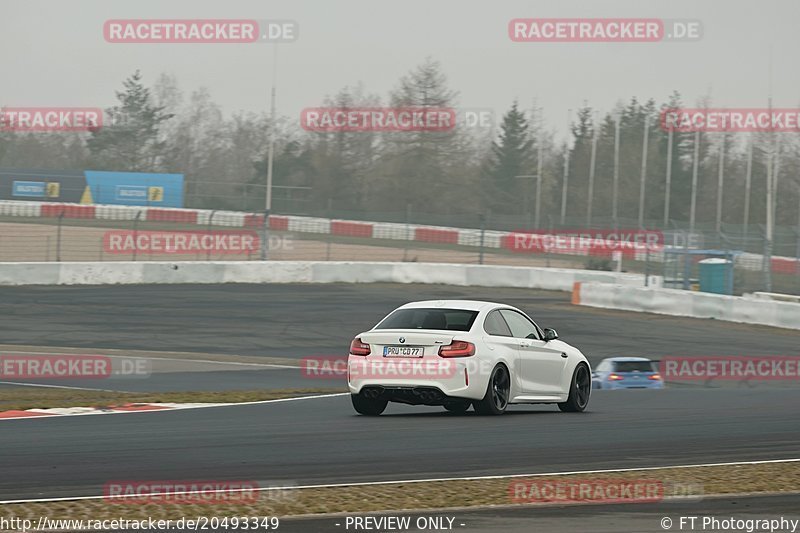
591, 357, 664, 390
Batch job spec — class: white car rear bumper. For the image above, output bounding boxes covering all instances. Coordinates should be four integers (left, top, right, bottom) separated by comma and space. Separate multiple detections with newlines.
347, 355, 489, 401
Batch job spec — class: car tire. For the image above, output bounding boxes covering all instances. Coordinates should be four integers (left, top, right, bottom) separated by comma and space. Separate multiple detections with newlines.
444, 400, 471, 413
558, 364, 591, 412
473, 364, 510, 416
351, 393, 388, 416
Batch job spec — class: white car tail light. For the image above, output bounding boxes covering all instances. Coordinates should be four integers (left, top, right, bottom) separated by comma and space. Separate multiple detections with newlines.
349, 337, 371, 356
438, 340, 475, 358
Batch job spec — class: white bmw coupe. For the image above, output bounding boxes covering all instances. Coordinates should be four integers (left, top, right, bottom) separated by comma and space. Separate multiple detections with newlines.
347, 300, 591, 415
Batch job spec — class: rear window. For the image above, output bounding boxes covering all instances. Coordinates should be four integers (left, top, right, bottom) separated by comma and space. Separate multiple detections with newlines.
375, 308, 479, 331
614, 361, 656, 373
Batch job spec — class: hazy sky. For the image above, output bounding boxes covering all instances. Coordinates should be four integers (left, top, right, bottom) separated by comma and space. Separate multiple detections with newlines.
3, 0, 799, 139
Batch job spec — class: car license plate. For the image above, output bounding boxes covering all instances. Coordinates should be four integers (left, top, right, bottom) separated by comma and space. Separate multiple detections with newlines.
383, 346, 423, 357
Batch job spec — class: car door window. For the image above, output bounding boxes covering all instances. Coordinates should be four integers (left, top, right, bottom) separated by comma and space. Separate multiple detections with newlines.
499, 310, 540, 340
483, 310, 512, 336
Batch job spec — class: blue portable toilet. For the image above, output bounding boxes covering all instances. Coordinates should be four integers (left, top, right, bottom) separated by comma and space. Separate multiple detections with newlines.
698, 258, 733, 295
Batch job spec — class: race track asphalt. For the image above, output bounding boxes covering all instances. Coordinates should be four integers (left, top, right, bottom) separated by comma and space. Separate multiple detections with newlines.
1, 283, 799, 532
2, 388, 799, 501
2, 283, 800, 359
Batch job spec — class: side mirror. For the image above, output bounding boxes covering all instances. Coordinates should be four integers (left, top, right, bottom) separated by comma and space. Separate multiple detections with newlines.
543, 328, 559, 342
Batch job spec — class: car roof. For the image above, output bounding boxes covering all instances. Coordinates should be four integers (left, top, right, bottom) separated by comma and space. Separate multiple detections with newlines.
601, 357, 654, 362
398, 300, 511, 312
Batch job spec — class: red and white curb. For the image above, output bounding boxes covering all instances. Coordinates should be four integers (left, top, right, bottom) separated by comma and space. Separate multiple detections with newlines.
0, 402, 226, 420
0, 393, 348, 421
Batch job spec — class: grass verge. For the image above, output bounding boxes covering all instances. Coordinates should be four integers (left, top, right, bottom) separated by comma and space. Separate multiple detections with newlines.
1, 461, 798, 521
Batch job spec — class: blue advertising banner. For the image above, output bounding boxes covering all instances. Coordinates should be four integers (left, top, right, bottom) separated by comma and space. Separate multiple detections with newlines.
84, 171, 184, 207
12, 181, 46, 197
115, 185, 148, 202
0, 169, 184, 206
0, 169, 83, 202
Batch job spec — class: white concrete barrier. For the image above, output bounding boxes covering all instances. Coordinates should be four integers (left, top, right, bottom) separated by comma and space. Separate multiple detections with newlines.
0, 261, 648, 289
574, 281, 800, 330
59, 262, 146, 285
745, 291, 800, 304
221, 261, 314, 283
0, 263, 60, 285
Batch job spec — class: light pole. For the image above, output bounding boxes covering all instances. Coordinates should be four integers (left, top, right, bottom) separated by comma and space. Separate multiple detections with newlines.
586, 115, 598, 227
773, 138, 781, 217
663, 128, 673, 228
765, 148, 774, 291
560, 108, 571, 226
743, 136, 753, 240
612, 112, 620, 229
535, 133, 543, 228
715, 132, 726, 234
261, 44, 278, 260
764, 51, 775, 291
765, 137, 781, 292
689, 130, 700, 236
638, 114, 650, 229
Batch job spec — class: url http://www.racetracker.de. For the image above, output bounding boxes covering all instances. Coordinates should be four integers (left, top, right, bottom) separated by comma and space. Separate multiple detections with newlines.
0, 516, 281, 531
